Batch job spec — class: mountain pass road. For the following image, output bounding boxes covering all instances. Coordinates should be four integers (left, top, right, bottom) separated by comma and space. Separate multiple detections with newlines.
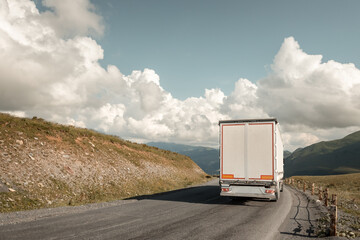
0, 179, 319, 240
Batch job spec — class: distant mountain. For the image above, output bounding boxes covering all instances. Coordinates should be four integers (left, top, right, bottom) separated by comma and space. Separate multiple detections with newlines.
147, 142, 219, 175
284, 150, 292, 159
285, 131, 360, 177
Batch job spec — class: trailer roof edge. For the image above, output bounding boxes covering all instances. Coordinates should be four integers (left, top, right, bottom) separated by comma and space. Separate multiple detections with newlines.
218, 118, 278, 125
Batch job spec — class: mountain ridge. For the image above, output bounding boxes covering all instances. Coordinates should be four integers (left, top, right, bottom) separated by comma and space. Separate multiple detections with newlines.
147, 142, 219, 175
284, 130, 360, 177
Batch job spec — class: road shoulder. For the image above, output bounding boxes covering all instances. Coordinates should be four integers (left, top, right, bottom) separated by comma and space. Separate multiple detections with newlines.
276, 186, 323, 239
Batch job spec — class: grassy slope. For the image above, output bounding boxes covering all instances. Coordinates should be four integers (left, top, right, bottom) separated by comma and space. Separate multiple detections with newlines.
285, 131, 360, 177
0, 113, 207, 212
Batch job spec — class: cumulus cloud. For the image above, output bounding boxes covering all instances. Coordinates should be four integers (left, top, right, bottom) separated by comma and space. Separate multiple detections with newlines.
258, 37, 360, 129
0, 0, 232, 146
257, 37, 360, 150
0, 1, 359, 151
222, 78, 268, 119
40, 0, 104, 37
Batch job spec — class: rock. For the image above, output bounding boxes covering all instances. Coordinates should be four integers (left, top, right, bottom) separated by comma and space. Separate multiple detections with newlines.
62, 154, 70, 158
34, 137, 38, 140
38, 183, 44, 188
15, 140, 23, 145
8, 188, 16, 192
340, 232, 346, 237
28, 154, 35, 160
64, 166, 74, 175
89, 141, 95, 148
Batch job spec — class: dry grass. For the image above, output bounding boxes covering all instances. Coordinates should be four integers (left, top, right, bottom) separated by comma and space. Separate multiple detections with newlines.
0, 113, 208, 213
288, 173, 360, 218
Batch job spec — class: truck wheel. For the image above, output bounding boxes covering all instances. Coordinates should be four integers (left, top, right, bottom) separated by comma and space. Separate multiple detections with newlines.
272, 187, 280, 202
270, 188, 279, 202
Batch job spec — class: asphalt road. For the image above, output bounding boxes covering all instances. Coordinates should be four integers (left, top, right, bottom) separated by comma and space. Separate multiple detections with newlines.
0, 180, 319, 240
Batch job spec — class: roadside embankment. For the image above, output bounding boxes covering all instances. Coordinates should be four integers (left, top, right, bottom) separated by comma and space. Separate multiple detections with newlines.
286, 175, 360, 238
0, 113, 208, 213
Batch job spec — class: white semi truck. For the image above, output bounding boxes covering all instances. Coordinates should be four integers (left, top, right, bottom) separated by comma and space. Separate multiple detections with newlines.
219, 118, 284, 201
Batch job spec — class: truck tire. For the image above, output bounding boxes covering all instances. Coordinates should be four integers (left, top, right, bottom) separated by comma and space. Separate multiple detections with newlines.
274, 185, 280, 201
280, 182, 284, 192
270, 187, 280, 202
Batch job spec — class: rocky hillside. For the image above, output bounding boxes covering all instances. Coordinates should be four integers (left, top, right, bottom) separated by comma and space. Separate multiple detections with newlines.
0, 113, 207, 213
285, 131, 360, 177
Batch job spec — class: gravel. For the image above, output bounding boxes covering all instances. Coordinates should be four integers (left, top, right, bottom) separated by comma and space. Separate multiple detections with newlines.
288, 185, 360, 239
0, 199, 138, 226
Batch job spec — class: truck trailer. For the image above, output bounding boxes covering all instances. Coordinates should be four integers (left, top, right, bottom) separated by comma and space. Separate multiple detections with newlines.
219, 118, 284, 201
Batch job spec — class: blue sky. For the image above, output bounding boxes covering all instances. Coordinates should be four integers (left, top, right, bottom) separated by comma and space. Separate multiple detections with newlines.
92, 0, 360, 99
1, 0, 360, 150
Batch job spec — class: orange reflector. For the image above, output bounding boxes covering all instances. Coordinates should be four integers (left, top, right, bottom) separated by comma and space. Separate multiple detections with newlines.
222, 174, 234, 179
260, 175, 273, 180
265, 189, 275, 194
222, 188, 230, 192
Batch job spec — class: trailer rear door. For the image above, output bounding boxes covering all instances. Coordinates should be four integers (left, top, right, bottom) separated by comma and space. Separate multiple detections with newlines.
220, 122, 274, 180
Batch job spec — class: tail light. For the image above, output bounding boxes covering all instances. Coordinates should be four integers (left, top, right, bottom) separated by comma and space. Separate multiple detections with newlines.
265, 189, 275, 194
222, 188, 230, 192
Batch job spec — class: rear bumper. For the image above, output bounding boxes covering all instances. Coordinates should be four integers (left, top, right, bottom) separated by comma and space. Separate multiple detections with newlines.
220, 185, 276, 199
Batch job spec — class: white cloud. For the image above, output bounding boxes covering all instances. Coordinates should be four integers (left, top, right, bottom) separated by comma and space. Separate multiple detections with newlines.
41, 0, 104, 37
222, 78, 268, 119
0, 2, 359, 152
258, 37, 360, 132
